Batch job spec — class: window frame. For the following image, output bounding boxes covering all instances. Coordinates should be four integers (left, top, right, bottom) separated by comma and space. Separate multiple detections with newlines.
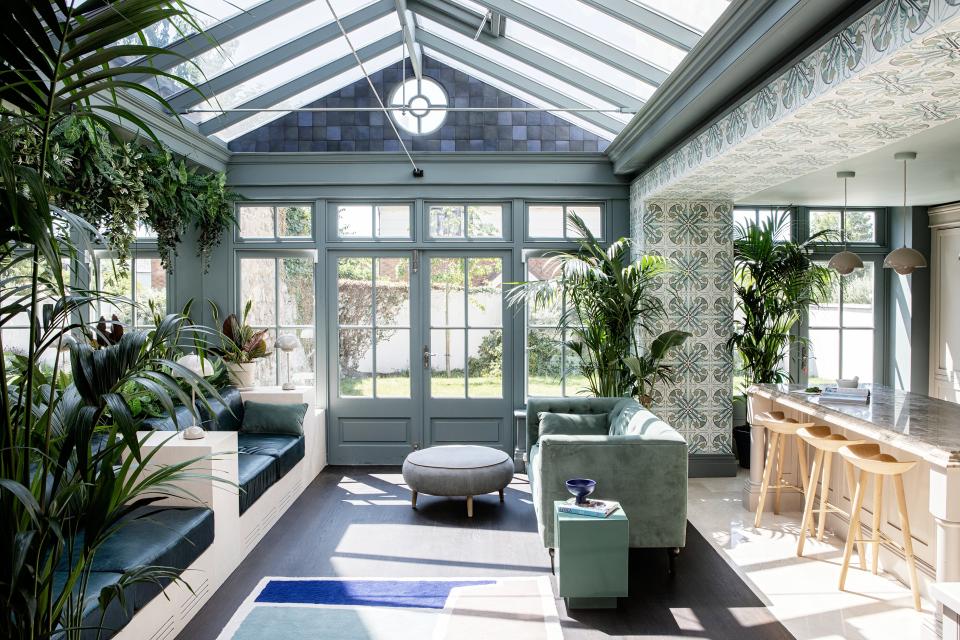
235, 202, 316, 243
92, 250, 171, 332
327, 201, 415, 243
524, 201, 605, 242
423, 201, 511, 242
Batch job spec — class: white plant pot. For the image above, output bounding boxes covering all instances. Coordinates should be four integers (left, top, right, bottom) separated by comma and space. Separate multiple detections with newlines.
226, 361, 256, 389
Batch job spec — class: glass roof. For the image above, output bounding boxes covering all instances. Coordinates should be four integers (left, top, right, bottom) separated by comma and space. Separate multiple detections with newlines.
130, 0, 730, 146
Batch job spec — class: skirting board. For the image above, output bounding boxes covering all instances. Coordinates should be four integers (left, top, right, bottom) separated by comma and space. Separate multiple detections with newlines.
689, 454, 739, 478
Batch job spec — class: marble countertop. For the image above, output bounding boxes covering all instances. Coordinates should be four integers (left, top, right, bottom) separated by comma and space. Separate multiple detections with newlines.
748, 384, 960, 468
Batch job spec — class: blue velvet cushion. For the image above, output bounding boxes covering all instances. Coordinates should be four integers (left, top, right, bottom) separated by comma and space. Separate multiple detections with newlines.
238, 453, 278, 514
197, 386, 243, 431
238, 433, 305, 479
241, 400, 307, 436
537, 411, 609, 438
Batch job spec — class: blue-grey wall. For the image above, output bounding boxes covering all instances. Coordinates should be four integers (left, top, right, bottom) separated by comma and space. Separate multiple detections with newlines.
228, 57, 611, 153
887, 206, 930, 394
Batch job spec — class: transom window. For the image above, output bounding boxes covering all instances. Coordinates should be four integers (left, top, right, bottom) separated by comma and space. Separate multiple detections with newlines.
809, 209, 877, 243
238, 204, 313, 240
527, 203, 602, 240
336, 204, 412, 240
733, 206, 791, 241
428, 204, 505, 239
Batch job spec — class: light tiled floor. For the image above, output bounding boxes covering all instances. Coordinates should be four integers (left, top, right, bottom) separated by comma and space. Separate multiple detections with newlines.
687, 471, 937, 640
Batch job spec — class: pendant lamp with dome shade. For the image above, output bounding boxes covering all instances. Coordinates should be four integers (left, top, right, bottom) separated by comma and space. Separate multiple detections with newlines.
884, 151, 927, 275
827, 170, 864, 275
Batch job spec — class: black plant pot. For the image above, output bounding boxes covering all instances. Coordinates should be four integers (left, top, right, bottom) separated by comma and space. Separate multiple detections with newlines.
733, 425, 751, 469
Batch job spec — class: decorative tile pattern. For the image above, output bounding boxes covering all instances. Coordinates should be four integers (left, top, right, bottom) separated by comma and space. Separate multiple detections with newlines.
632, 199, 734, 455
634, 0, 960, 201
229, 57, 610, 152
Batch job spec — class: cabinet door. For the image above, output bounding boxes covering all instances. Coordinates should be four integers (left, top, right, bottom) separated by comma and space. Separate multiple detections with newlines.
934, 227, 960, 403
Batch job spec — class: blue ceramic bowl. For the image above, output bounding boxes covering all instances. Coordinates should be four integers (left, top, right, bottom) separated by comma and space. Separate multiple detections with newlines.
565, 478, 597, 505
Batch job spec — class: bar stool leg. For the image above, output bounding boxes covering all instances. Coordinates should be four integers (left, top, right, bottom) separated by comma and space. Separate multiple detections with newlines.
871, 475, 883, 575
797, 437, 809, 494
843, 462, 867, 570
893, 475, 922, 611
774, 434, 787, 515
797, 448, 823, 557
817, 451, 833, 541
754, 431, 780, 528
840, 470, 867, 592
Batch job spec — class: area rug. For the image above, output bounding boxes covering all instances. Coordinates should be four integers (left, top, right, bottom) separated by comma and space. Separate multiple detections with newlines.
216, 576, 563, 639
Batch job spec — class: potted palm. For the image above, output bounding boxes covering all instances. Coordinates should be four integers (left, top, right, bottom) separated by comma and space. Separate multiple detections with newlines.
508, 214, 690, 405
210, 300, 272, 389
729, 212, 833, 466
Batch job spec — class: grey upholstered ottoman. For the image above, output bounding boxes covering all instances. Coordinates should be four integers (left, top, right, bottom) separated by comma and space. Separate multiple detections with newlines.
402, 445, 515, 517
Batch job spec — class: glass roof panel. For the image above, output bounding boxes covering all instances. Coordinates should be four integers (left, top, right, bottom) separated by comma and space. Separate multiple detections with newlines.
422, 47, 615, 141
187, 13, 400, 123
214, 49, 404, 142
637, 0, 730, 34
512, 0, 685, 72
503, 22, 656, 102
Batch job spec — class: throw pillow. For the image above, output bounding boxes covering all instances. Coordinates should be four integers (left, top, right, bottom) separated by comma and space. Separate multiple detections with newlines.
538, 412, 609, 439
241, 401, 308, 436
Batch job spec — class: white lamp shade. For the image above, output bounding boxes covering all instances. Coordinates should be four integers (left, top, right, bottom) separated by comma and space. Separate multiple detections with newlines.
883, 247, 927, 275
175, 353, 214, 378
827, 251, 863, 275
276, 334, 300, 352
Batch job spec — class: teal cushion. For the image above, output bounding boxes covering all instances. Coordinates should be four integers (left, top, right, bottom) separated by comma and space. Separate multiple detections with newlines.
537, 411, 609, 438
240, 401, 308, 436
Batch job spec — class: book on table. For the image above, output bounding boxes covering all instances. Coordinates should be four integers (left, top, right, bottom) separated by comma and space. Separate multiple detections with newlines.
819, 387, 871, 404
557, 498, 621, 518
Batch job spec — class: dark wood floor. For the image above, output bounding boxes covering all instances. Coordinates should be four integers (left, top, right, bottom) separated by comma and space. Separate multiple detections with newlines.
178, 467, 793, 639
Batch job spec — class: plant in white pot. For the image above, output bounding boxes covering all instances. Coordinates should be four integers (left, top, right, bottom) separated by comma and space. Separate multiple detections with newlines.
210, 300, 272, 389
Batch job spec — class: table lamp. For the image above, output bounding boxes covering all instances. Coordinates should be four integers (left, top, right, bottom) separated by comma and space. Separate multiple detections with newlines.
276, 334, 300, 391
174, 353, 213, 439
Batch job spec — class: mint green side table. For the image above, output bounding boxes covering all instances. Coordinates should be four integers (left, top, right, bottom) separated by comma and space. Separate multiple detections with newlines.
553, 501, 629, 609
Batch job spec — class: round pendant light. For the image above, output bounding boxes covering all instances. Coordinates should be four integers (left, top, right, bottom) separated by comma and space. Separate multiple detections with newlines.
828, 170, 864, 275
883, 152, 927, 275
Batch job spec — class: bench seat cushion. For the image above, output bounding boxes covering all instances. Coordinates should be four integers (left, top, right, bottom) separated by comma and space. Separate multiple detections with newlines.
53, 570, 132, 640
238, 453, 277, 514
198, 386, 243, 431
238, 433, 305, 479
141, 405, 196, 431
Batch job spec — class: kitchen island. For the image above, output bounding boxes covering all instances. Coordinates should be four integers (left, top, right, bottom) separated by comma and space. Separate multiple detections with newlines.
747, 384, 960, 605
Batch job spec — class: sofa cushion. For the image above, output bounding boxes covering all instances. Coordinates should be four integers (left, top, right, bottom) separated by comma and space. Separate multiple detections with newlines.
52, 570, 132, 640
238, 453, 278, 514
538, 412, 609, 438
608, 399, 685, 442
238, 433, 305, 479
241, 400, 307, 436
197, 386, 243, 431
141, 405, 197, 431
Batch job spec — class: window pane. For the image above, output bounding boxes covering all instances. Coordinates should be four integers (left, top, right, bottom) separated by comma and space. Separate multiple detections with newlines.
810, 210, 841, 238
808, 329, 840, 385
526, 256, 562, 325
98, 259, 133, 328
527, 328, 562, 396
133, 257, 166, 326
280, 327, 316, 388
279, 258, 314, 326
239, 206, 275, 238
468, 329, 502, 398
845, 210, 876, 243
375, 257, 410, 326
339, 328, 373, 397
467, 258, 502, 327
564, 342, 589, 396
842, 263, 874, 328
376, 328, 410, 397
431, 328, 465, 397
337, 205, 373, 238
278, 206, 312, 238
568, 205, 602, 238
810, 260, 840, 326
430, 258, 466, 326
528, 205, 564, 238
467, 205, 503, 238
239, 259, 276, 325
842, 330, 874, 383
733, 208, 754, 231
429, 205, 465, 238
338, 258, 373, 326
376, 205, 411, 239
252, 328, 277, 386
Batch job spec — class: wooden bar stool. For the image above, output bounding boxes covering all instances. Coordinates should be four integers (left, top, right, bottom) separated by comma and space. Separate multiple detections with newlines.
795, 426, 867, 560
838, 443, 921, 610
753, 411, 815, 529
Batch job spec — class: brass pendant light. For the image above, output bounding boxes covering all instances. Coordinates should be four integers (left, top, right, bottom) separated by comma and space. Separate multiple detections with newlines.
828, 170, 864, 275
883, 152, 927, 275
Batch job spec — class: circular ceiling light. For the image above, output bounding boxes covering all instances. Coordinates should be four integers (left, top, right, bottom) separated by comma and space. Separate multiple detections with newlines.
388, 77, 448, 135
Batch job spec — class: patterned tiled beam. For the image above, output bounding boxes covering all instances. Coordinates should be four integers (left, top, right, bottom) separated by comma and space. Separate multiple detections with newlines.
635, 0, 960, 201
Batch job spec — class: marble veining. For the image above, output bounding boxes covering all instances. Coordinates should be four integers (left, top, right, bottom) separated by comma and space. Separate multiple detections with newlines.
749, 384, 960, 467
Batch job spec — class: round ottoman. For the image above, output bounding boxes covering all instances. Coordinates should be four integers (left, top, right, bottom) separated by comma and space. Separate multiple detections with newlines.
402, 445, 514, 517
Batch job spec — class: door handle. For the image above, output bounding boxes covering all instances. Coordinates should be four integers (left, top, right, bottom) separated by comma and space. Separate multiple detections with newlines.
423, 345, 431, 369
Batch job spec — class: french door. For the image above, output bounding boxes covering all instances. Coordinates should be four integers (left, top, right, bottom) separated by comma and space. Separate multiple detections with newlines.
326, 250, 513, 464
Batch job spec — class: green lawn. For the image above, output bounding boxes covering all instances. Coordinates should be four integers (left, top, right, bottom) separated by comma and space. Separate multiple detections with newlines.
339, 374, 591, 398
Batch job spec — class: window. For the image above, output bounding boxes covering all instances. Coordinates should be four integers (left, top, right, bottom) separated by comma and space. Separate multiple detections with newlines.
238, 254, 315, 387
527, 203, 602, 240
388, 77, 448, 135
428, 204, 505, 240
733, 206, 791, 241
810, 209, 877, 243
807, 260, 877, 385
96, 256, 167, 331
524, 255, 587, 397
1, 255, 71, 365
335, 204, 412, 240
238, 204, 313, 240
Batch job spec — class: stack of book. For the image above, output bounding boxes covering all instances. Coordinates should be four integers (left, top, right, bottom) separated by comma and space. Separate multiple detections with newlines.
557, 498, 621, 518
819, 387, 871, 404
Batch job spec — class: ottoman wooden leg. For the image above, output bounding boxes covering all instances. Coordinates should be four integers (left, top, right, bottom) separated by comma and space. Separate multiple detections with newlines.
411, 490, 418, 509
499, 489, 504, 503
467, 496, 473, 518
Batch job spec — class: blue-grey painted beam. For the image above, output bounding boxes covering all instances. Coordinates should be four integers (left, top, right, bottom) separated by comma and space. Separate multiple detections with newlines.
418, 31, 624, 135
126, 0, 315, 80
199, 32, 405, 136
396, 0, 423, 79
167, 0, 395, 112
410, 0, 643, 110
469, 0, 668, 86
579, 0, 702, 51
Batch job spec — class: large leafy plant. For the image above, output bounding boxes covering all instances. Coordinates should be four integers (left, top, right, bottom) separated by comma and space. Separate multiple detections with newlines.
729, 212, 834, 386
209, 300, 272, 364
508, 214, 690, 404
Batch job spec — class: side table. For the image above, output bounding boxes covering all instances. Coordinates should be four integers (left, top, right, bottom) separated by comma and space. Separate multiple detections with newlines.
553, 500, 629, 609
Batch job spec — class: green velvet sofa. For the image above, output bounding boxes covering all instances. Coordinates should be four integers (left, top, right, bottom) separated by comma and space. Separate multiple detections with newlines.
527, 398, 688, 555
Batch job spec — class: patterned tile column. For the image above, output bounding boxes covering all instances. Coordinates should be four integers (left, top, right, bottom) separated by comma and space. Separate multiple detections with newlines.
630, 186, 734, 455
